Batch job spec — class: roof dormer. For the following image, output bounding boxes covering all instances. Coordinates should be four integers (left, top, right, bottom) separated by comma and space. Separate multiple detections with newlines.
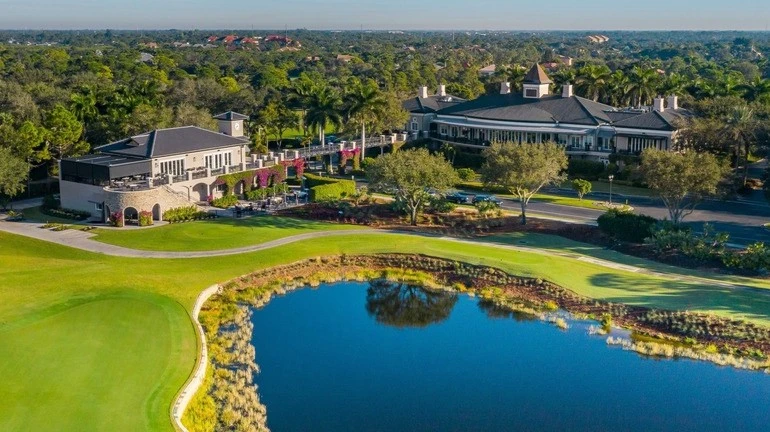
522, 64, 552, 99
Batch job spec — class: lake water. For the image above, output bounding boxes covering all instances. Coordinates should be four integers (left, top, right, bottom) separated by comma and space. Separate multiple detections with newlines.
249, 281, 770, 432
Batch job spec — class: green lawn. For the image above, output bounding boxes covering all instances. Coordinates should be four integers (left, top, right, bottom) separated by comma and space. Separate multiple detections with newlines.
530, 193, 607, 210
3, 227, 770, 431
91, 216, 363, 251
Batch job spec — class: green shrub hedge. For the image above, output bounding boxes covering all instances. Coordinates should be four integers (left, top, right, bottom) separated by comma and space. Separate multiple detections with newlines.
163, 206, 215, 223
567, 159, 606, 180
304, 174, 356, 202
210, 195, 238, 209
40, 206, 91, 221
597, 208, 658, 243
310, 181, 356, 202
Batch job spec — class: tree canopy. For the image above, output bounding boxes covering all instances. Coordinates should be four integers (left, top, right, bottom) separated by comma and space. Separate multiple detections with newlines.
365, 148, 459, 225
640, 149, 728, 224
481, 141, 567, 224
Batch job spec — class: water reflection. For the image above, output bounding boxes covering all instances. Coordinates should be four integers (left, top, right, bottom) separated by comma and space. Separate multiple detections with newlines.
477, 299, 539, 322
365, 280, 458, 328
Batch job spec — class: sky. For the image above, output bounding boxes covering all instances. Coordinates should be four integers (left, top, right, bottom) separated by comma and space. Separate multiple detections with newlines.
1, 0, 769, 31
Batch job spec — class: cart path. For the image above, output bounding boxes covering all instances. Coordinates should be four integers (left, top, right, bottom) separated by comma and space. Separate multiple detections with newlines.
2, 218, 767, 292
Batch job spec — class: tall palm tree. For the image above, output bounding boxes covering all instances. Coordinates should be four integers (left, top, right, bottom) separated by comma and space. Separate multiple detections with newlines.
305, 85, 343, 148
660, 73, 688, 97
627, 67, 660, 107
575, 64, 611, 102
607, 70, 631, 106
723, 105, 756, 184
493, 64, 526, 91
737, 76, 770, 103
70, 89, 97, 122
346, 80, 387, 162
292, 74, 318, 135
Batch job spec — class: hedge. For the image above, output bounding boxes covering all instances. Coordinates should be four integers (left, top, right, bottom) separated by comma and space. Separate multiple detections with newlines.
567, 159, 606, 180
304, 174, 356, 202
310, 182, 356, 202
597, 208, 658, 243
304, 173, 342, 188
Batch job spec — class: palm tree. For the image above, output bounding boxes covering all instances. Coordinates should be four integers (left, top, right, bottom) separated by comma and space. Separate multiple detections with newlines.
723, 105, 756, 185
552, 67, 577, 94
716, 73, 745, 97
493, 64, 526, 91
305, 85, 343, 148
346, 80, 387, 162
627, 67, 660, 107
660, 73, 688, 98
575, 64, 611, 102
70, 89, 98, 123
607, 70, 631, 106
292, 74, 318, 135
737, 76, 770, 103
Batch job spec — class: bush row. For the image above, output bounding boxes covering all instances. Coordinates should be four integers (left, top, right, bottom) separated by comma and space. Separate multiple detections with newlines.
310, 181, 356, 202
40, 206, 91, 221
209, 195, 238, 209
163, 206, 215, 223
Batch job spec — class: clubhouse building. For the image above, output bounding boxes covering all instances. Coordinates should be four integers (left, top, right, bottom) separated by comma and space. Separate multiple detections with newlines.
59, 111, 301, 223
404, 64, 688, 162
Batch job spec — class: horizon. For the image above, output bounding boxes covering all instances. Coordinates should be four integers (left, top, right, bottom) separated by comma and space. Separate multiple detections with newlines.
1, 0, 769, 31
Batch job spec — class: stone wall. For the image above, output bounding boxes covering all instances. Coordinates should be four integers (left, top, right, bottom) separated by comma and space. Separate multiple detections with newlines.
104, 186, 201, 221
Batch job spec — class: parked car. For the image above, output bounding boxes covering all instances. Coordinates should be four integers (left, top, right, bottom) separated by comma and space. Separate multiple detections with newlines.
445, 191, 474, 204
473, 194, 503, 206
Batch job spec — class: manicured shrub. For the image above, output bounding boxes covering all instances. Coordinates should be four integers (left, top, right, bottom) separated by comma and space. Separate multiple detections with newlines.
568, 159, 606, 180
456, 168, 476, 181
40, 206, 91, 221
210, 194, 238, 208
310, 181, 356, 202
138, 210, 153, 227
109, 211, 124, 227
597, 208, 657, 243
162, 206, 213, 223
304, 174, 356, 202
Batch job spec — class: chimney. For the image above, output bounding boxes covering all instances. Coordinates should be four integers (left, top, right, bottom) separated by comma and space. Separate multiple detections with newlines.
667, 95, 679, 111
500, 82, 511, 94
438, 84, 446, 97
562, 83, 573, 98
419, 86, 429, 98
653, 96, 665, 113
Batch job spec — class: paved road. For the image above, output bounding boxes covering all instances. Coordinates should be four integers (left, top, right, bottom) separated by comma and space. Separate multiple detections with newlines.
528, 187, 770, 246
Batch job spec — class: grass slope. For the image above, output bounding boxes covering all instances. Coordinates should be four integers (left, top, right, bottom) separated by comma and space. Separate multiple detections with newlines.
3, 228, 770, 431
91, 216, 362, 251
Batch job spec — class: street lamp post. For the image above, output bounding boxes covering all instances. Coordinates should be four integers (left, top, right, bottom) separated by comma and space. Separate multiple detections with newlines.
608, 175, 614, 205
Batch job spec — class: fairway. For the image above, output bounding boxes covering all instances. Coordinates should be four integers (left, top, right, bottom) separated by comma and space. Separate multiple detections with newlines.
91, 216, 363, 251
3, 227, 770, 431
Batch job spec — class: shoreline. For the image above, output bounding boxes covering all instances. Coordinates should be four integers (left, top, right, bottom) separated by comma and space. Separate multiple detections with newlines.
180, 253, 770, 430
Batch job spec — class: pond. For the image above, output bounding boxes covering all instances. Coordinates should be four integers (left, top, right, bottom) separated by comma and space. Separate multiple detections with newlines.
249, 281, 770, 432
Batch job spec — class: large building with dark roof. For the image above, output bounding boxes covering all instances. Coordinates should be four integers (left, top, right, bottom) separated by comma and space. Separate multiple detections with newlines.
58, 111, 301, 223
404, 64, 687, 162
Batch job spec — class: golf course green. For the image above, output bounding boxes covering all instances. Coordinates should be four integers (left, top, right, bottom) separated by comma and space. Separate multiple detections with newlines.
2, 218, 770, 431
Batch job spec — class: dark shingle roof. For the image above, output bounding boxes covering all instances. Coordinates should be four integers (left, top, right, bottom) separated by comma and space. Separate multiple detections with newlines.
524, 64, 553, 84
437, 91, 688, 131
402, 94, 466, 114
96, 126, 248, 158
212, 111, 249, 121
612, 110, 689, 131
437, 93, 615, 126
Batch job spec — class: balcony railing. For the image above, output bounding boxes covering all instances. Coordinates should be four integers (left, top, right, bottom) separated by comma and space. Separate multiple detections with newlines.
429, 132, 490, 147
192, 170, 208, 180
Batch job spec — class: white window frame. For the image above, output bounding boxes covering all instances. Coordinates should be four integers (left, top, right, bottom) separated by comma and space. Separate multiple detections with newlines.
159, 158, 185, 176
